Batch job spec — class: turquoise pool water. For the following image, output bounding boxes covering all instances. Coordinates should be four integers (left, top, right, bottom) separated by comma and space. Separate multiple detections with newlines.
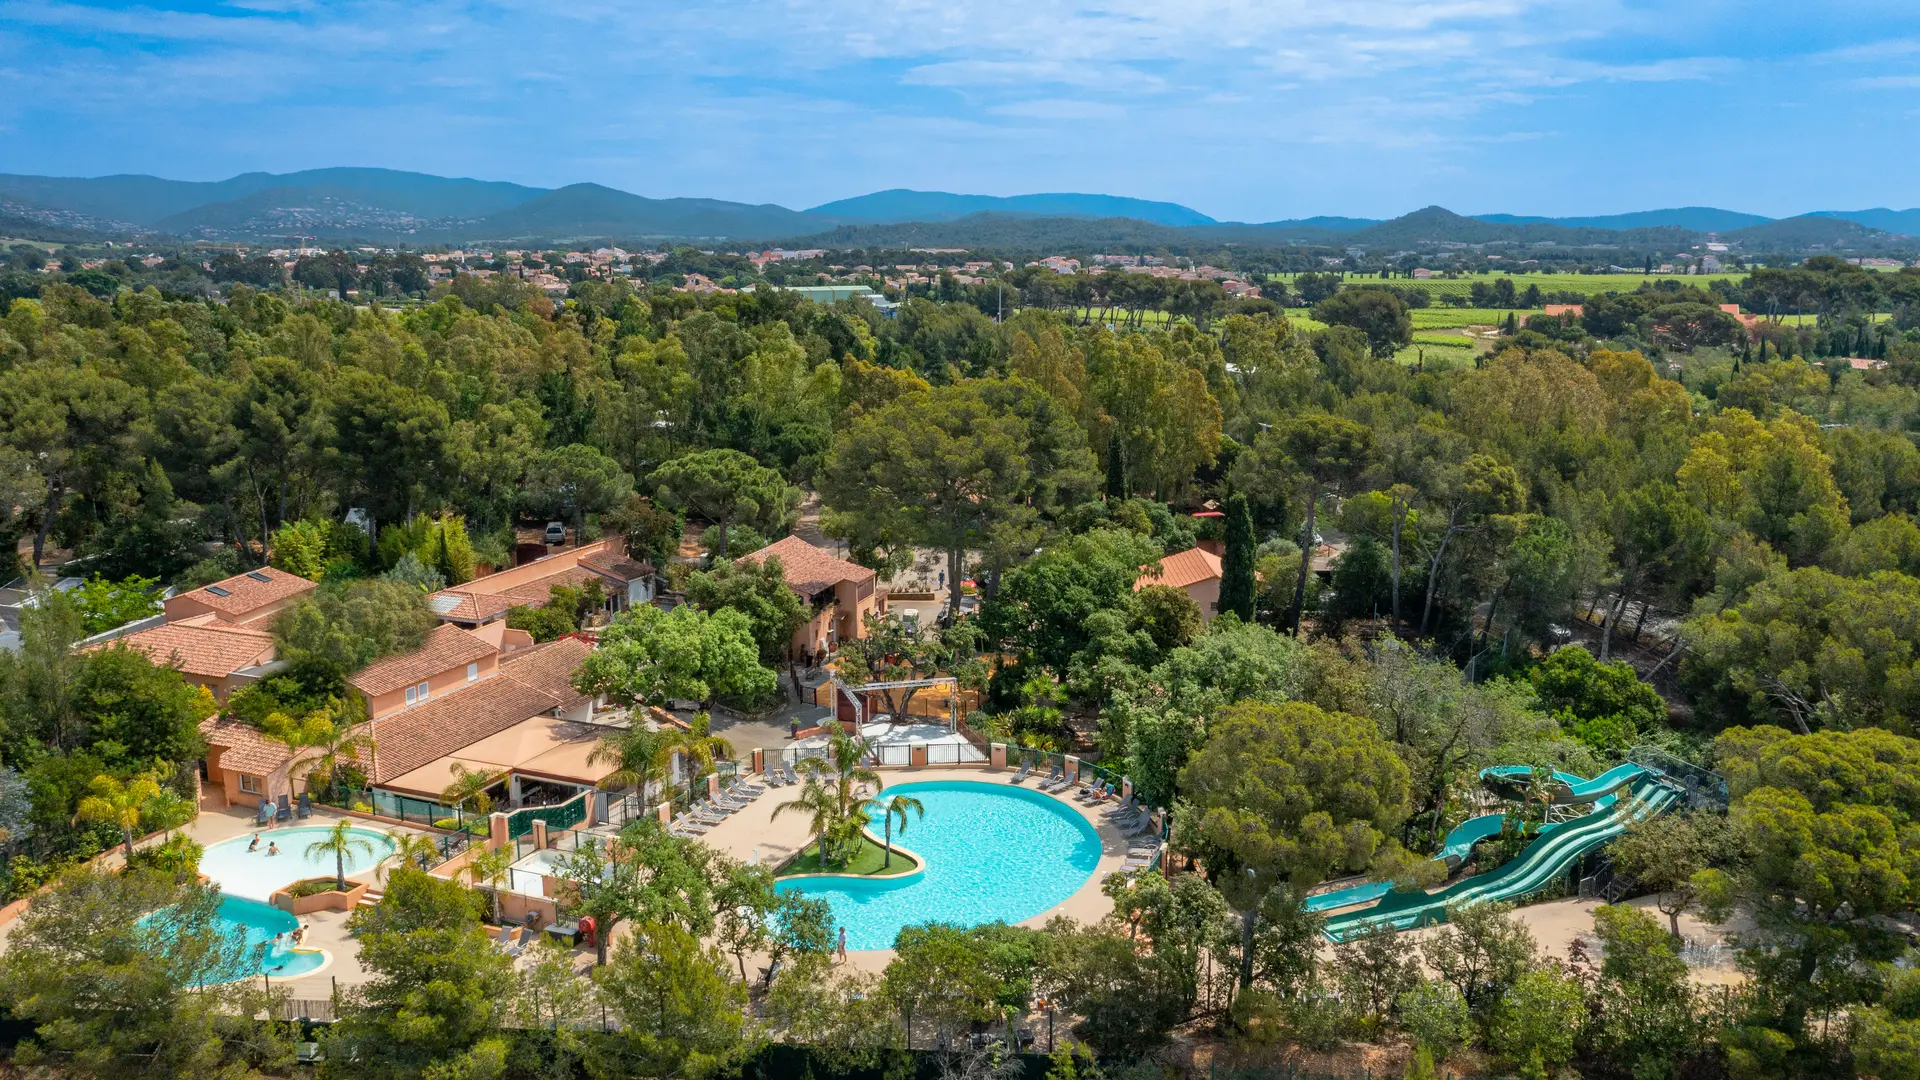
145, 894, 327, 982
776, 780, 1102, 950
199, 825, 396, 901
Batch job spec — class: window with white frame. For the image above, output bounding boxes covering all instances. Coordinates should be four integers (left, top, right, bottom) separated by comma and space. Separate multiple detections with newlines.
416, 680, 430, 702
405, 685, 417, 706
467, 662, 478, 682
238, 773, 262, 794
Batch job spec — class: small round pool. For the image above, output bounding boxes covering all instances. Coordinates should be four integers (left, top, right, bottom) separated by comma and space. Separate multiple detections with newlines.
199, 826, 396, 901
145, 894, 328, 982
776, 781, 1102, 950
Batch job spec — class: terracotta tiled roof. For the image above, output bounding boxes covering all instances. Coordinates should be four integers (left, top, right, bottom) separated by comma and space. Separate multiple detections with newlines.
736, 535, 875, 598
580, 549, 655, 582
1135, 547, 1223, 591
368, 678, 564, 783
498, 635, 593, 709
428, 563, 604, 622
95, 617, 276, 679
200, 714, 294, 776
181, 567, 316, 617
348, 624, 497, 697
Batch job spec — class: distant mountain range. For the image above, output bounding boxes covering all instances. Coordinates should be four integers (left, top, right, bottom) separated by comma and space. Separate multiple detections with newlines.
806, 189, 1216, 227
0, 168, 1915, 251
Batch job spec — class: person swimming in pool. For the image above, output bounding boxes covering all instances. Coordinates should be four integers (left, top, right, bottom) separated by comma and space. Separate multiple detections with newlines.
267, 841, 279, 856
247, 834, 261, 852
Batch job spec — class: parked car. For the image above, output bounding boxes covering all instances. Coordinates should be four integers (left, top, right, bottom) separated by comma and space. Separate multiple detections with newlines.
544, 521, 566, 545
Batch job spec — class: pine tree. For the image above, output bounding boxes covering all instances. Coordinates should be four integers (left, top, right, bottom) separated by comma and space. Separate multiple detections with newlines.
1218, 493, 1256, 622
1105, 431, 1127, 502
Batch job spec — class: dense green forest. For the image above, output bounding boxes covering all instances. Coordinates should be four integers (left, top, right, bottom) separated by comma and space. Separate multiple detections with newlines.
4, 258, 1920, 1080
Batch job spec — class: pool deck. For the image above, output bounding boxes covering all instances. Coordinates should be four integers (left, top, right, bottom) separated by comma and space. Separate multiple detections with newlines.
696, 764, 1146, 973
180, 803, 434, 999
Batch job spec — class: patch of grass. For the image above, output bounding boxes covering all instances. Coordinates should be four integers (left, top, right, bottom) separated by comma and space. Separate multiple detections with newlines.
777, 837, 919, 878
1411, 307, 1544, 329
289, 877, 349, 898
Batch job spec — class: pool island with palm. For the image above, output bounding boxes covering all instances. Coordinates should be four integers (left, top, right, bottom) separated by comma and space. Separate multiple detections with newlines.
774, 779, 1103, 950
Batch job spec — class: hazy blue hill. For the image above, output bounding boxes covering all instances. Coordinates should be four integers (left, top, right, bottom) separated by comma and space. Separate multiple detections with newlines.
1809, 208, 1920, 237
773, 213, 1204, 252
1476, 206, 1772, 232
461, 183, 831, 241
0, 168, 545, 228
806, 189, 1215, 227
1724, 214, 1889, 249
0, 173, 278, 225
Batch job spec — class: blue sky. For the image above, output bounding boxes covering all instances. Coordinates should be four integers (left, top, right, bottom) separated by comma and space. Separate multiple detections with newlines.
3, 0, 1918, 221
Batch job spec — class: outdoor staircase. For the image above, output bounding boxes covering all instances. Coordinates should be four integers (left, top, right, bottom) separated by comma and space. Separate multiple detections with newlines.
357, 887, 384, 910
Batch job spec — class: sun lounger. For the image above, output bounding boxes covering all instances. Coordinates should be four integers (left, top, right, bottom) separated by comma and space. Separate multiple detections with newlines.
783, 761, 800, 786
1076, 779, 1108, 803
1009, 759, 1033, 784
255, 800, 273, 826
669, 817, 712, 836
690, 802, 730, 823
275, 794, 292, 822
1037, 764, 1065, 789
296, 792, 313, 819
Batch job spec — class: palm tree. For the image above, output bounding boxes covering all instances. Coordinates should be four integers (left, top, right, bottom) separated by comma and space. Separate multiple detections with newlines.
75, 773, 162, 859
266, 699, 375, 801
873, 793, 925, 869
658, 711, 735, 789
441, 763, 506, 818
588, 726, 674, 800
772, 779, 848, 866
796, 728, 882, 818
463, 843, 516, 923
305, 819, 376, 892
389, 829, 440, 871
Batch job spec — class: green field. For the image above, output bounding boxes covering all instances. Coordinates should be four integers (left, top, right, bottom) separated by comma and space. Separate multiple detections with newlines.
1412, 307, 1542, 329
1276, 271, 1746, 300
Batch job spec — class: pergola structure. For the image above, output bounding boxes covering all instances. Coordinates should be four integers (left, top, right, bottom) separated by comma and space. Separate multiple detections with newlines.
827, 673, 960, 730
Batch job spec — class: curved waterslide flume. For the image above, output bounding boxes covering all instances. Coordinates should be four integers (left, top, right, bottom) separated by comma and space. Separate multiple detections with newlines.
1479, 761, 1647, 804
1306, 763, 1675, 939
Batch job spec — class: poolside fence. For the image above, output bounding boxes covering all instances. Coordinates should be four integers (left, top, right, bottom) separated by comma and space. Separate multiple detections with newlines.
502, 788, 590, 841
311, 784, 476, 833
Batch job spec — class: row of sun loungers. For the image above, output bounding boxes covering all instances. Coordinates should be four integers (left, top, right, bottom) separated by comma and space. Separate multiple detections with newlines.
667, 777, 767, 838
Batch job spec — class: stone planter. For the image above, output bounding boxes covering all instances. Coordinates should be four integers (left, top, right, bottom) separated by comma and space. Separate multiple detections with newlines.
272, 877, 370, 915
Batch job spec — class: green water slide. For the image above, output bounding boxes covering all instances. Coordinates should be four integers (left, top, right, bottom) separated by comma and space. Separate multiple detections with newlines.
1317, 774, 1679, 942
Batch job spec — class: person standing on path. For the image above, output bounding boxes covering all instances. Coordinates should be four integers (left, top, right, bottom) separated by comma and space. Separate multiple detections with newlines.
836, 926, 848, 963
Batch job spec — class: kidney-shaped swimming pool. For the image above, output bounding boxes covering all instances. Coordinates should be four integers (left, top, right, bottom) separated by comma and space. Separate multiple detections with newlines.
776, 780, 1103, 950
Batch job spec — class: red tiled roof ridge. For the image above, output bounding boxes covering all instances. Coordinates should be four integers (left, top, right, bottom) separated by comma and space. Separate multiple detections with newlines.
1136, 546, 1223, 591
100, 621, 278, 678
184, 566, 317, 616
348, 623, 497, 697
736, 535, 875, 596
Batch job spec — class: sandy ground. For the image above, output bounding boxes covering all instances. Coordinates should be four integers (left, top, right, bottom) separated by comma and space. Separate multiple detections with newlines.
1399, 892, 1751, 987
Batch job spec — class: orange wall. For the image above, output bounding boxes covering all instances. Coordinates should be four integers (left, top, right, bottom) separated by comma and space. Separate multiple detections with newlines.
1188, 577, 1223, 622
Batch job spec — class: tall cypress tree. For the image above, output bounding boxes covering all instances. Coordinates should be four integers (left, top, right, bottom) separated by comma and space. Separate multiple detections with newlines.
1218, 493, 1256, 622
1105, 431, 1128, 502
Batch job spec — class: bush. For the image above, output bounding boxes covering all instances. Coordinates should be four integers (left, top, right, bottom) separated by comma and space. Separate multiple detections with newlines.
289, 877, 348, 898
125, 835, 203, 879
1396, 979, 1471, 1059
